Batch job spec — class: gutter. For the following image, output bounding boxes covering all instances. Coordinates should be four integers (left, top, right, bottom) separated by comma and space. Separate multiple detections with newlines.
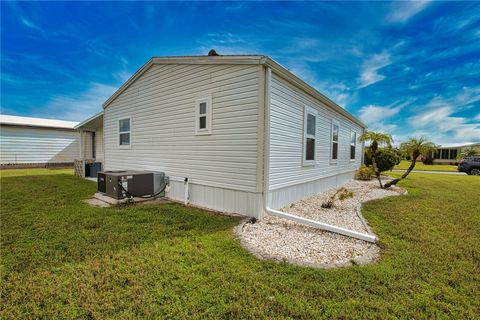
262, 66, 377, 244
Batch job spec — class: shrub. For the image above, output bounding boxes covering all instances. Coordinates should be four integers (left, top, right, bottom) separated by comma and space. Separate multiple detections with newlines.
338, 188, 354, 201
364, 148, 401, 172
355, 165, 374, 180
423, 156, 434, 165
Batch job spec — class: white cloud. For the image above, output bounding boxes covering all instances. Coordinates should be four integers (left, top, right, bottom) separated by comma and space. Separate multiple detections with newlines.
20, 16, 42, 31
113, 70, 132, 83
408, 96, 480, 145
358, 102, 404, 123
39, 83, 117, 121
358, 52, 391, 88
386, 1, 431, 23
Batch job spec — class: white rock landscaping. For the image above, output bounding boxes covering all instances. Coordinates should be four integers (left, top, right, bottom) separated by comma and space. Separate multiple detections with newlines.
236, 179, 406, 268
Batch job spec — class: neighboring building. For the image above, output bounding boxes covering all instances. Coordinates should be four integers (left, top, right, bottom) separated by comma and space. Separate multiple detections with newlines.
79, 54, 366, 218
0, 114, 79, 168
428, 143, 480, 164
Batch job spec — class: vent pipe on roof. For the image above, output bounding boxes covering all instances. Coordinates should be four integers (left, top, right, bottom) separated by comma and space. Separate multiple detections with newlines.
208, 49, 219, 56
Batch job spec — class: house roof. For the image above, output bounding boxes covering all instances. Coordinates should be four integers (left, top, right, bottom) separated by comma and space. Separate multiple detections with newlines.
74, 111, 103, 130
102, 55, 366, 128
0, 114, 79, 130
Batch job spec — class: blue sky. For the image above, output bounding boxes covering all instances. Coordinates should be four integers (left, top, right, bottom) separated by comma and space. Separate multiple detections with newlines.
2, 1, 479, 146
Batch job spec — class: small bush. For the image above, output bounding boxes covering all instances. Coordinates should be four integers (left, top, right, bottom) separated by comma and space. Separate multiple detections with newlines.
355, 165, 374, 180
423, 156, 434, 165
338, 188, 354, 201
364, 148, 401, 172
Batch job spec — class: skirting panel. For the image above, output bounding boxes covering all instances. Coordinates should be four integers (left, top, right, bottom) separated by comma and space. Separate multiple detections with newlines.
166, 180, 263, 218
267, 170, 355, 211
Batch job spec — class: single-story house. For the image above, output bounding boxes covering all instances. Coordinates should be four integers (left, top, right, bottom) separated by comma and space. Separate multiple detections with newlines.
428, 143, 480, 164
77, 54, 366, 220
0, 114, 79, 168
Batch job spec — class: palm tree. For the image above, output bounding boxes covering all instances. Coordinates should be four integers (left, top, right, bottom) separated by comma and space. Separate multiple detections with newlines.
359, 131, 393, 188
384, 137, 436, 188
457, 147, 479, 160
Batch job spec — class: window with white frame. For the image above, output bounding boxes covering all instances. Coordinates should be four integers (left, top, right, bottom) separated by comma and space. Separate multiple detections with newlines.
118, 117, 131, 147
303, 106, 317, 164
350, 130, 357, 160
195, 96, 212, 134
331, 120, 339, 161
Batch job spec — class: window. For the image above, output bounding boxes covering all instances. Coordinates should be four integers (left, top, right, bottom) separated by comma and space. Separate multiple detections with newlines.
303, 106, 317, 165
350, 130, 356, 160
118, 117, 131, 147
331, 120, 339, 162
450, 149, 458, 159
195, 96, 212, 135
441, 149, 449, 159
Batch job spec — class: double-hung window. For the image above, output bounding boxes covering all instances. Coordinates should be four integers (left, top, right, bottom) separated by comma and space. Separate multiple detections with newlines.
350, 130, 357, 160
303, 106, 317, 165
195, 96, 212, 135
118, 117, 131, 147
331, 120, 339, 162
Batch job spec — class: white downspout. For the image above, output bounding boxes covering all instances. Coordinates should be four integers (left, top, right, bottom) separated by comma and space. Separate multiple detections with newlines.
262, 67, 377, 243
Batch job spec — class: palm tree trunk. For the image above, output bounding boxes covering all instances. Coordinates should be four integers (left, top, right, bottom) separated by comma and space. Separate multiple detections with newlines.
384, 151, 419, 188
370, 142, 383, 188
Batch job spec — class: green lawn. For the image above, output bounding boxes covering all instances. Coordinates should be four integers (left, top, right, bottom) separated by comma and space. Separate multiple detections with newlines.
1, 169, 479, 319
394, 160, 458, 172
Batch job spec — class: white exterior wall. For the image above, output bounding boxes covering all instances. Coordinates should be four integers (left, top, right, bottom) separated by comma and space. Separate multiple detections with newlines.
95, 126, 104, 163
104, 63, 262, 217
0, 125, 79, 165
267, 72, 364, 209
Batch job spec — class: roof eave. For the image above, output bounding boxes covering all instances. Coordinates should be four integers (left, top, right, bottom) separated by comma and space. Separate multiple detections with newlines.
74, 111, 104, 130
263, 58, 366, 128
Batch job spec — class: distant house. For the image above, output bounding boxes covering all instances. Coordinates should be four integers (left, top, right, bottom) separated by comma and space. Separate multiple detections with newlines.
77, 54, 366, 218
0, 115, 79, 168
428, 143, 480, 164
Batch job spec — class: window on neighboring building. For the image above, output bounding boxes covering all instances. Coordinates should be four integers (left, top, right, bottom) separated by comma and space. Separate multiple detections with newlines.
331, 120, 339, 162
350, 130, 356, 160
118, 117, 131, 147
303, 106, 317, 165
450, 149, 458, 159
195, 96, 212, 134
441, 149, 449, 159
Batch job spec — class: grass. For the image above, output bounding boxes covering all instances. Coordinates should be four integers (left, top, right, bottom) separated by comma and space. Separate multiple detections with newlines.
394, 160, 458, 172
1, 168, 479, 319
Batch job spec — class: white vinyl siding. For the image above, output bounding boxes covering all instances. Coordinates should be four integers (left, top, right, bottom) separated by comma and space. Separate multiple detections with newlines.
268, 72, 363, 191
104, 63, 260, 192
0, 126, 79, 164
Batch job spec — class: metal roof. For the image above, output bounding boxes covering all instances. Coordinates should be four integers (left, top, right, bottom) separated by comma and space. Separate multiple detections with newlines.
0, 114, 79, 129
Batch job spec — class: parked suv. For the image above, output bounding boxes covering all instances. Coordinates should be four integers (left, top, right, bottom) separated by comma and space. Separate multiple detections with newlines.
458, 157, 480, 175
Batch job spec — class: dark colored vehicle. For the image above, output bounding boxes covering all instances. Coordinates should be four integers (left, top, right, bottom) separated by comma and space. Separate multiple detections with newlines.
458, 157, 480, 175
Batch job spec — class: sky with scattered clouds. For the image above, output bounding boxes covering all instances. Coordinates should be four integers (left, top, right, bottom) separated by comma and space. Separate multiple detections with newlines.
2, 1, 479, 146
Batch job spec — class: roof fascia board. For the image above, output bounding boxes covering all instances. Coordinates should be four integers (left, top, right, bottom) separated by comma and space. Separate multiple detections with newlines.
263, 58, 366, 128
74, 111, 104, 129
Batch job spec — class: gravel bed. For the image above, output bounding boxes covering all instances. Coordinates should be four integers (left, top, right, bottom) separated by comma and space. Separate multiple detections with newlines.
236, 179, 406, 268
